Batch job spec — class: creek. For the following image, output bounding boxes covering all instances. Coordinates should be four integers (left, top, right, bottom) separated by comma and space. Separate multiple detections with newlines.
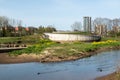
0, 50, 120, 80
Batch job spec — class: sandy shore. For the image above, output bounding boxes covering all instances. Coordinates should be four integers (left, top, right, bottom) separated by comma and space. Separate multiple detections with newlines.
96, 72, 119, 80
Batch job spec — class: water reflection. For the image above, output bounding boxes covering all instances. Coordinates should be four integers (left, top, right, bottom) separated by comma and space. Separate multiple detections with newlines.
0, 50, 120, 80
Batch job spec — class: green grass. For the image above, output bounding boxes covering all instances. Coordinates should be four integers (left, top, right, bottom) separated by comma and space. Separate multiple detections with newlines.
46, 40, 120, 57
53, 31, 91, 35
3, 36, 119, 57
101, 37, 120, 41
9, 39, 120, 56
9, 39, 57, 55
0, 34, 43, 44
0, 37, 21, 44
21, 34, 43, 44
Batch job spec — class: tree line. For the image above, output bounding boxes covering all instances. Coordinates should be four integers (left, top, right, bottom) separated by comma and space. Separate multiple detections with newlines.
0, 16, 56, 37
71, 17, 120, 36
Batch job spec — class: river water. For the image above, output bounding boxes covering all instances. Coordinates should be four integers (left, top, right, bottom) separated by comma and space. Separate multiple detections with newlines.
0, 50, 120, 80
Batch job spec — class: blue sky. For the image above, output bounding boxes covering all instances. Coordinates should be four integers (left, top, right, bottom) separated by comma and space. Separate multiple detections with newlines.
0, 0, 120, 30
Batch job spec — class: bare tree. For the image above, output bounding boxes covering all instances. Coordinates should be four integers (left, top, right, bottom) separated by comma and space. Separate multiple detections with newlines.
0, 16, 24, 37
71, 22, 82, 31
93, 18, 112, 31
0, 16, 9, 27
112, 18, 120, 26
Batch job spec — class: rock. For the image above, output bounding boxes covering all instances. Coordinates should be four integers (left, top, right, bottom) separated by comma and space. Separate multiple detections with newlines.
37, 72, 41, 75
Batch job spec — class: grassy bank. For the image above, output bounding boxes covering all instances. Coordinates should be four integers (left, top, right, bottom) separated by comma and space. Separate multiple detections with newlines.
9, 39, 56, 55
101, 36, 120, 41
9, 39, 120, 60
0, 35, 119, 62
0, 34, 43, 45
0, 37, 21, 44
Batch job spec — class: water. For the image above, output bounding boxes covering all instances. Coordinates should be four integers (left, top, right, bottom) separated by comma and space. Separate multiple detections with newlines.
0, 50, 120, 80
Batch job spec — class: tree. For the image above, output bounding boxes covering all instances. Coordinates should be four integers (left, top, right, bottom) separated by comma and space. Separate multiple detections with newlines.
0, 16, 9, 37
112, 18, 120, 26
0, 16, 9, 27
38, 26, 45, 34
45, 25, 56, 33
93, 18, 112, 31
25, 26, 38, 35
71, 22, 82, 31
0, 16, 24, 37
38, 25, 56, 34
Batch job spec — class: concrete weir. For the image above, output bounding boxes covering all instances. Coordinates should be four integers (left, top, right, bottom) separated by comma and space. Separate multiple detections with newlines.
44, 33, 101, 42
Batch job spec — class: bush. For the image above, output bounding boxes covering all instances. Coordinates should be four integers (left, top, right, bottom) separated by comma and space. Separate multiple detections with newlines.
10, 39, 57, 55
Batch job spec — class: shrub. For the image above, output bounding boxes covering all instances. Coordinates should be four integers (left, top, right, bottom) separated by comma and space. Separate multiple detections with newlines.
10, 39, 57, 55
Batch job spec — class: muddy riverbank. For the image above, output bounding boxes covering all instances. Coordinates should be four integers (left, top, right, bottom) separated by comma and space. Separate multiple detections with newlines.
96, 72, 119, 80
0, 46, 120, 64
0, 53, 40, 64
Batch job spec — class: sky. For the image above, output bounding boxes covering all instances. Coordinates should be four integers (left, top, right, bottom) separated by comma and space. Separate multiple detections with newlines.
0, 0, 120, 30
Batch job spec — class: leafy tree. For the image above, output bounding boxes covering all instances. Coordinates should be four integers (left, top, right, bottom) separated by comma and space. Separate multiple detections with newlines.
38, 25, 56, 33
38, 26, 45, 34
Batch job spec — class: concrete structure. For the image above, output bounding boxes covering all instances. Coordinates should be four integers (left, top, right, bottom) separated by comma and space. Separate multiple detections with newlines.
0, 47, 26, 53
95, 25, 107, 36
44, 33, 101, 42
83, 16, 91, 32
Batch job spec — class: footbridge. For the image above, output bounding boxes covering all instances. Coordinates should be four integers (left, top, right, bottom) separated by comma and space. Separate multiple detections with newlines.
0, 44, 27, 53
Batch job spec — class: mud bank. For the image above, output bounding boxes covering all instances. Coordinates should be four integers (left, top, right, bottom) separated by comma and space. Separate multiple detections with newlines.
0, 46, 120, 64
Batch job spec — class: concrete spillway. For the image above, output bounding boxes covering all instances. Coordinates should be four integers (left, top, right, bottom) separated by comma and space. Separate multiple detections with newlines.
44, 33, 101, 42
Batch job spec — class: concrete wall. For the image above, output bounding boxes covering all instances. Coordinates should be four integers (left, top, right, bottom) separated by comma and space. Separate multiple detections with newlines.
44, 33, 101, 42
